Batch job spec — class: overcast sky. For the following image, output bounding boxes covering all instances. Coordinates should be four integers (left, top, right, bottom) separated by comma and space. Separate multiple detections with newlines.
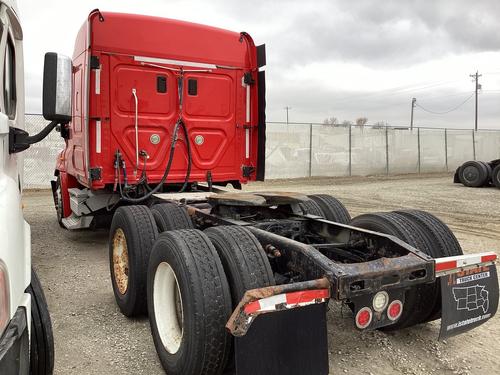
18, 0, 500, 129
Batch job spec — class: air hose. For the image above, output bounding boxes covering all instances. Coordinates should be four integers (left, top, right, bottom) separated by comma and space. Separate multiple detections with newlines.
117, 117, 192, 203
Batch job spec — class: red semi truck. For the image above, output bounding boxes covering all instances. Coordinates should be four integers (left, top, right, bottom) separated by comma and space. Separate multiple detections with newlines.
51, 10, 265, 230
38, 10, 498, 375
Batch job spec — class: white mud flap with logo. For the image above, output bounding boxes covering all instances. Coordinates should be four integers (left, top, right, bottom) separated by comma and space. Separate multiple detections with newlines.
436, 252, 498, 339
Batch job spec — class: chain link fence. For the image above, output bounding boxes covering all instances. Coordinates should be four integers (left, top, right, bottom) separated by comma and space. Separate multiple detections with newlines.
265, 122, 500, 179
24, 114, 64, 189
22, 115, 500, 188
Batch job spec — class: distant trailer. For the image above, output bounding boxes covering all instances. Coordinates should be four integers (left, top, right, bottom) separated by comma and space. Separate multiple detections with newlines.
454, 159, 500, 188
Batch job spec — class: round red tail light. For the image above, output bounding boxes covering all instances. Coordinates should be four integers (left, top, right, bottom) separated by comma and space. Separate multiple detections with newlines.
355, 307, 373, 329
387, 300, 403, 321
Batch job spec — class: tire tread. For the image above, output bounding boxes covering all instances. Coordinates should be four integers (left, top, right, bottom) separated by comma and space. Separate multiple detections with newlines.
308, 194, 351, 224
151, 203, 194, 232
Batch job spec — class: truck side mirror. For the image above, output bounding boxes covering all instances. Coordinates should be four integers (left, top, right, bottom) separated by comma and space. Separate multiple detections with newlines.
42, 52, 72, 123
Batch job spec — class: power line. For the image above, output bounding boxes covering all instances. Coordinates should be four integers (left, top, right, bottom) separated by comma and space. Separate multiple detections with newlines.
415, 93, 474, 115
331, 78, 469, 105
423, 91, 477, 100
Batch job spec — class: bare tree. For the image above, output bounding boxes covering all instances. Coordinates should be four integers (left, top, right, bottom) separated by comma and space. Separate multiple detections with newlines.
355, 117, 368, 127
322, 116, 338, 126
340, 120, 353, 127
372, 121, 388, 129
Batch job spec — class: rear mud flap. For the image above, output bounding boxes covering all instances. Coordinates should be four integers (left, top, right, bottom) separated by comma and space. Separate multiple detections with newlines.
234, 303, 329, 375
440, 264, 499, 339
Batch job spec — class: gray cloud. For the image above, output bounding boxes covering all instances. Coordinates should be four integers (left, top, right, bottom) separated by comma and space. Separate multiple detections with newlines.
18, 0, 500, 129
240, 0, 500, 66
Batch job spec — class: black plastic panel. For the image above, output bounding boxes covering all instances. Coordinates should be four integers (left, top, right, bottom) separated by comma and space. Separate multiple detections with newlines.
188, 78, 197, 95
235, 304, 329, 375
257, 44, 266, 67
256, 70, 266, 181
157, 75, 167, 93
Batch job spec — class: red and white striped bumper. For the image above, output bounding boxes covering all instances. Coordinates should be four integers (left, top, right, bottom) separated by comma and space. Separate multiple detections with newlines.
243, 289, 330, 315
226, 278, 330, 337
435, 251, 497, 277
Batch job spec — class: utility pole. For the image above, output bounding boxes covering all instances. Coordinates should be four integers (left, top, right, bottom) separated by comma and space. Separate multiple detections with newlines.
284, 106, 292, 125
410, 97, 416, 130
470, 71, 482, 131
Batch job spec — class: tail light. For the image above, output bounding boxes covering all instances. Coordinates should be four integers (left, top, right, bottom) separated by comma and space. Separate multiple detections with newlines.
387, 300, 403, 321
0, 261, 10, 337
355, 307, 373, 329
372, 291, 389, 312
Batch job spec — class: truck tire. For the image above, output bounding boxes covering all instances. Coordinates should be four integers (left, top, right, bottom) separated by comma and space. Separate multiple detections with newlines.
350, 212, 435, 330
480, 161, 493, 186
492, 164, 500, 188
147, 230, 232, 375
459, 160, 489, 187
151, 203, 194, 232
395, 210, 462, 258
453, 167, 461, 183
298, 198, 324, 217
205, 226, 275, 373
109, 205, 158, 317
205, 226, 275, 305
27, 268, 54, 375
395, 210, 463, 323
307, 194, 351, 224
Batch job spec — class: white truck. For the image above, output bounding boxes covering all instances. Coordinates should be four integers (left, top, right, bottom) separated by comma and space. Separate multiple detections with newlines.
0, 1, 54, 374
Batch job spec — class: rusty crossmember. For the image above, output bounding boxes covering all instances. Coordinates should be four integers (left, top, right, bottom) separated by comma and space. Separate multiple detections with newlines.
188, 204, 436, 298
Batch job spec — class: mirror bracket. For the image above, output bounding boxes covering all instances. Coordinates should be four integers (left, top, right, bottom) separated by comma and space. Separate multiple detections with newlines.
9, 121, 59, 154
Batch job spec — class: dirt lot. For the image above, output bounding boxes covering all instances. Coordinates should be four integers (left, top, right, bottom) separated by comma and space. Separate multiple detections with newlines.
24, 173, 500, 375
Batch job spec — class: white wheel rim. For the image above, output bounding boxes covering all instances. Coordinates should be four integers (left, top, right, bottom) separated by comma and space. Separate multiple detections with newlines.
154, 262, 184, 354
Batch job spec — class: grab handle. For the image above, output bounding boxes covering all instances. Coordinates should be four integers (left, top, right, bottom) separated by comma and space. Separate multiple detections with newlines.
132, 88, 139, 175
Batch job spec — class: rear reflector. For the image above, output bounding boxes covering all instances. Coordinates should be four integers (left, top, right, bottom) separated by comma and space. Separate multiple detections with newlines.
387, 300, 403, 321
355, 307, 373, 329
435, 260, 457, 272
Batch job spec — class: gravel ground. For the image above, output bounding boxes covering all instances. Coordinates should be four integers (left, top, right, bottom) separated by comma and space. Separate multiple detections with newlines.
25, 173, 500, 375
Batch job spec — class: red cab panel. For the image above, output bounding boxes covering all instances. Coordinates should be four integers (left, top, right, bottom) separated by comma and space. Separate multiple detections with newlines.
59, 11, 263, 190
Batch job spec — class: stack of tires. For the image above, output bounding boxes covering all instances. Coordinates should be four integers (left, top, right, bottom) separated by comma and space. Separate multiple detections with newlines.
454, 159, 500, 188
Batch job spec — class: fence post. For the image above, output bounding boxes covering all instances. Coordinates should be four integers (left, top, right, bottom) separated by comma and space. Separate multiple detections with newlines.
472, 130, 476, 161
385, 126, 389, 175
444, 129, 448, 172
309, 123, 313, 177
417, 127, 421, 174
348, 125, 352, 176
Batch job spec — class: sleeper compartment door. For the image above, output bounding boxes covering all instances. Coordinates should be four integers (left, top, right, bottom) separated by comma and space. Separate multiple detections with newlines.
108, 55, 177, 181
182, 71, 238, 181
